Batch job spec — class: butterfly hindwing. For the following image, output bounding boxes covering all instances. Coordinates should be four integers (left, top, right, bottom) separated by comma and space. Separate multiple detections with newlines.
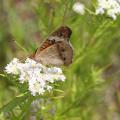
34, 44, 64, 66
57, 41, 73, 65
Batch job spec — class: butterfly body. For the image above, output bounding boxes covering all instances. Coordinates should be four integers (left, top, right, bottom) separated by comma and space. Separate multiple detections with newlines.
30, 26, 73, 66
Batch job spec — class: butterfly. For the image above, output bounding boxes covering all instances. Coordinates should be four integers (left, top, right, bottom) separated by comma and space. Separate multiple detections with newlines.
30, 26, 73, 66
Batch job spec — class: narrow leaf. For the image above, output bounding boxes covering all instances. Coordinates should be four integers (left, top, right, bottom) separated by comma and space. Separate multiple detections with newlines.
0, 92, 29, 113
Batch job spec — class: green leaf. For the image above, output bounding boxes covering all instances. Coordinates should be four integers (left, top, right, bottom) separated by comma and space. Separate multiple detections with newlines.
54, 89, 64, 93
14, 41, 28, 54
0, 92, 29, 113
0, 74, 6, 77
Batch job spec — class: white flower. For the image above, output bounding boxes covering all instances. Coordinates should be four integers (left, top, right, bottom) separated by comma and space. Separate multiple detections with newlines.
29, 79, 45, 96
25, 58, 44, 69
46, 85, 52, 91
5, 58, 66, 96
96, 7, 104, 14
57, 75, 66, 81
5, 58, 20, 75
73, 2, 85, 15
17, 58, 44, 83
45, 67, 62, 74
96, 0, 120, 20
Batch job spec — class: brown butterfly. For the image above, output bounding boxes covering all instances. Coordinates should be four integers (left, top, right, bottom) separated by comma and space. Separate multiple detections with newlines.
30, 26, 73, 66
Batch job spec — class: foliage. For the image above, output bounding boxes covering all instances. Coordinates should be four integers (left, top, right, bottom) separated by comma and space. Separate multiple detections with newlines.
0, 0, 120, 120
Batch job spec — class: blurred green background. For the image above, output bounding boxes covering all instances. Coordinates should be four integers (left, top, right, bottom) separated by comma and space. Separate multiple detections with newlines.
0, 0, 120, 120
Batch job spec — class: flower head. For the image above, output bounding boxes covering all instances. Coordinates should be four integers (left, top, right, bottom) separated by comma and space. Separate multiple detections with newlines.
96, 0, 120, 20
73, 2, 85, 15
5, 58, 66, 96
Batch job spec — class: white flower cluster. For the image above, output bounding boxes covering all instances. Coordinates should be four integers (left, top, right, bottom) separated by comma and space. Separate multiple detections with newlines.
96, 0, 120, 20
5, 58, 66, 96
73, 2, 85, 15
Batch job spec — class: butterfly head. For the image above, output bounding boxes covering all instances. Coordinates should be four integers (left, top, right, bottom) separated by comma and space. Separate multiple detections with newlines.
52, 26, 72, 40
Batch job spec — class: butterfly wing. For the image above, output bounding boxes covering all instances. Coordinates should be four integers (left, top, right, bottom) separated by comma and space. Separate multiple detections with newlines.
30, 26, 73, 66
34, 43, 64, 66
57, 41, 73, 65
29, 39, 54, 60
38, 39, 55, 51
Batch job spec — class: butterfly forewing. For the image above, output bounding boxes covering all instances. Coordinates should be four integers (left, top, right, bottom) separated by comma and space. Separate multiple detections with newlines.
38, 39, 55, 52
